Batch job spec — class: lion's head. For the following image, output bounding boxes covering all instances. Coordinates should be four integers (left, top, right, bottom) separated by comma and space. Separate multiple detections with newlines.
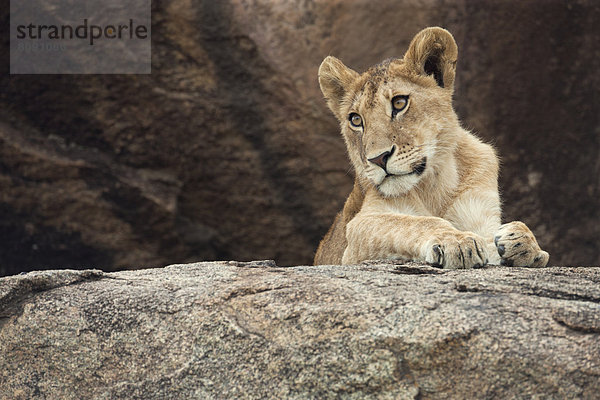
319, 27, 460, 197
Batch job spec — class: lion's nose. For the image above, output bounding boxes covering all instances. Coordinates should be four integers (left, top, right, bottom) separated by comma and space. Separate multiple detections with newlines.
368, 146, 395, 170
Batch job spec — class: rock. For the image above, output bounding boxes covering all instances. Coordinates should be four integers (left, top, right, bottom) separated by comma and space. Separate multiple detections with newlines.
1, 261, 599, 399
0, 1, 598, 274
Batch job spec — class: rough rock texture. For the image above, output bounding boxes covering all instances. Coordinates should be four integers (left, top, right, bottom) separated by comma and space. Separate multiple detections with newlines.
1, 1, 598, 274
1, 261, 600, 399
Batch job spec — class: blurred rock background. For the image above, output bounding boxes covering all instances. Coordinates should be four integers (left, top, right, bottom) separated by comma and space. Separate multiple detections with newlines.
0, 0, 598, 275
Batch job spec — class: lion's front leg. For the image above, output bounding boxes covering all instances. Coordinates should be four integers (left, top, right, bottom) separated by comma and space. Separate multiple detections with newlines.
342, 213, 489, 269
493, 221, 549, 267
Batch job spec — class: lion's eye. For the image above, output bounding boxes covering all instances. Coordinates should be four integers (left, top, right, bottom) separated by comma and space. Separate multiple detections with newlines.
392, 95, 409, 112
349, 113, 363, 128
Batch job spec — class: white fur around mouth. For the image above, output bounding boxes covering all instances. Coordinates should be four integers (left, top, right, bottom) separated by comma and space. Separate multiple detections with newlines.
375, 173, 421, 196
378, 172, 416, 188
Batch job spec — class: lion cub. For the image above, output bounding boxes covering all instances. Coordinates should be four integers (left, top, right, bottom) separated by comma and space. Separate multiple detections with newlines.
314, 27, 549, 269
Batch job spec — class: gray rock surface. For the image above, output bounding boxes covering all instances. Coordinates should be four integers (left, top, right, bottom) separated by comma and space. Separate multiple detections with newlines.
1, 261, 599, 399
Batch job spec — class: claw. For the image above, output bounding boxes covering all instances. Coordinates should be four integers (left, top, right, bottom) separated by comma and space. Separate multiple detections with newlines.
501, 258, 514, 267
472, 239, 485, 265
497, 244, 505, 256
433, 244, 443, 266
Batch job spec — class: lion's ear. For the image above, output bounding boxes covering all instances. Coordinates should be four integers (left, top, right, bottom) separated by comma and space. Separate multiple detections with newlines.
403, 27, 458, 90
318, 56, 359, 119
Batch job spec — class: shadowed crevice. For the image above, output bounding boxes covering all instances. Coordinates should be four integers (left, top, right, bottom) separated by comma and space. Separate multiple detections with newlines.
195, 1, 323, 264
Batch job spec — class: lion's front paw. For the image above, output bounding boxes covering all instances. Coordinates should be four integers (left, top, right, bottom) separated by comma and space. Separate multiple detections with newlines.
424, 233, 489, 269
494, 221, 549, 267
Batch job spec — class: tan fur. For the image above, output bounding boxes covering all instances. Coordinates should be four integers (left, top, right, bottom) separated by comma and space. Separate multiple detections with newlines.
314, 27, 549, 268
